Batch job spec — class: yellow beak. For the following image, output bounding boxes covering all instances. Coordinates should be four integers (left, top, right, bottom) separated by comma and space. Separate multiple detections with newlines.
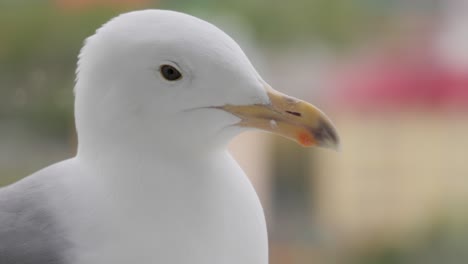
218, 84, 340, 150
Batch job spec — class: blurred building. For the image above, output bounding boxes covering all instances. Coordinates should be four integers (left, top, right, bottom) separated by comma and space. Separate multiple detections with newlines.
319, 47, 468, 246
320, 15, 467, 262
231, 3, 468, 262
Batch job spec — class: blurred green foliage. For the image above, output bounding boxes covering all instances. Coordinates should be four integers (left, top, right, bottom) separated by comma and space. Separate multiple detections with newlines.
0, 1, 140, 138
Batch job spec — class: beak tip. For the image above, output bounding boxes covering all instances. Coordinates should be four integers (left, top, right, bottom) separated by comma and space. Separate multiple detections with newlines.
315, 118, 341, 152
317, 137, 341, 152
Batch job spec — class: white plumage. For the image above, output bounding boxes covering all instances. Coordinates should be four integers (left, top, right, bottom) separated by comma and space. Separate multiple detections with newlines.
0, 9, 339, 264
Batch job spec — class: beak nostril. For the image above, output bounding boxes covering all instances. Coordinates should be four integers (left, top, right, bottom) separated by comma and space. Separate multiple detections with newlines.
285, 111, 302, 117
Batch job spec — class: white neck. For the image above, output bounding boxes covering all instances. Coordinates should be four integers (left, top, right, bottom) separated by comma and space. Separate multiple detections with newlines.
66, 148, 268, 264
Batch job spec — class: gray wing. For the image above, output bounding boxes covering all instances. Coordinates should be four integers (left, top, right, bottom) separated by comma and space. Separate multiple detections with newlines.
0, 175, 70, 264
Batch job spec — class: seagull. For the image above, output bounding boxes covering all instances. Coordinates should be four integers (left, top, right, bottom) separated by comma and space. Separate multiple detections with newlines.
0, 10, 339, 264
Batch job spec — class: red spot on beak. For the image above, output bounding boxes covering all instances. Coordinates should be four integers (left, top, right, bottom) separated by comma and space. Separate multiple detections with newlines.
297, 131, 315, 147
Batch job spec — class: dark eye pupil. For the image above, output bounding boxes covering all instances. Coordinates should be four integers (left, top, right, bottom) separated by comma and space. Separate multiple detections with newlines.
160, 65, 182, 81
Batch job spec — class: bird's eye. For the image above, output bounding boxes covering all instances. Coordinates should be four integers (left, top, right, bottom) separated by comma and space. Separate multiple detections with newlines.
160, 65, 182, 81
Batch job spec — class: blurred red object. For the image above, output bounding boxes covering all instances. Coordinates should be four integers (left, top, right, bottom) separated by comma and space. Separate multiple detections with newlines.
329, 48, 468, 111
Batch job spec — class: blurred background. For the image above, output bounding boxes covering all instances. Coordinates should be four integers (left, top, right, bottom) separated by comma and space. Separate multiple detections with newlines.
1, 0, 467, 263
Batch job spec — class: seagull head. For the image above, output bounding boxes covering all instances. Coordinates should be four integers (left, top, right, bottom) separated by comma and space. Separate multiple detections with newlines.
74, 10, 339, 157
